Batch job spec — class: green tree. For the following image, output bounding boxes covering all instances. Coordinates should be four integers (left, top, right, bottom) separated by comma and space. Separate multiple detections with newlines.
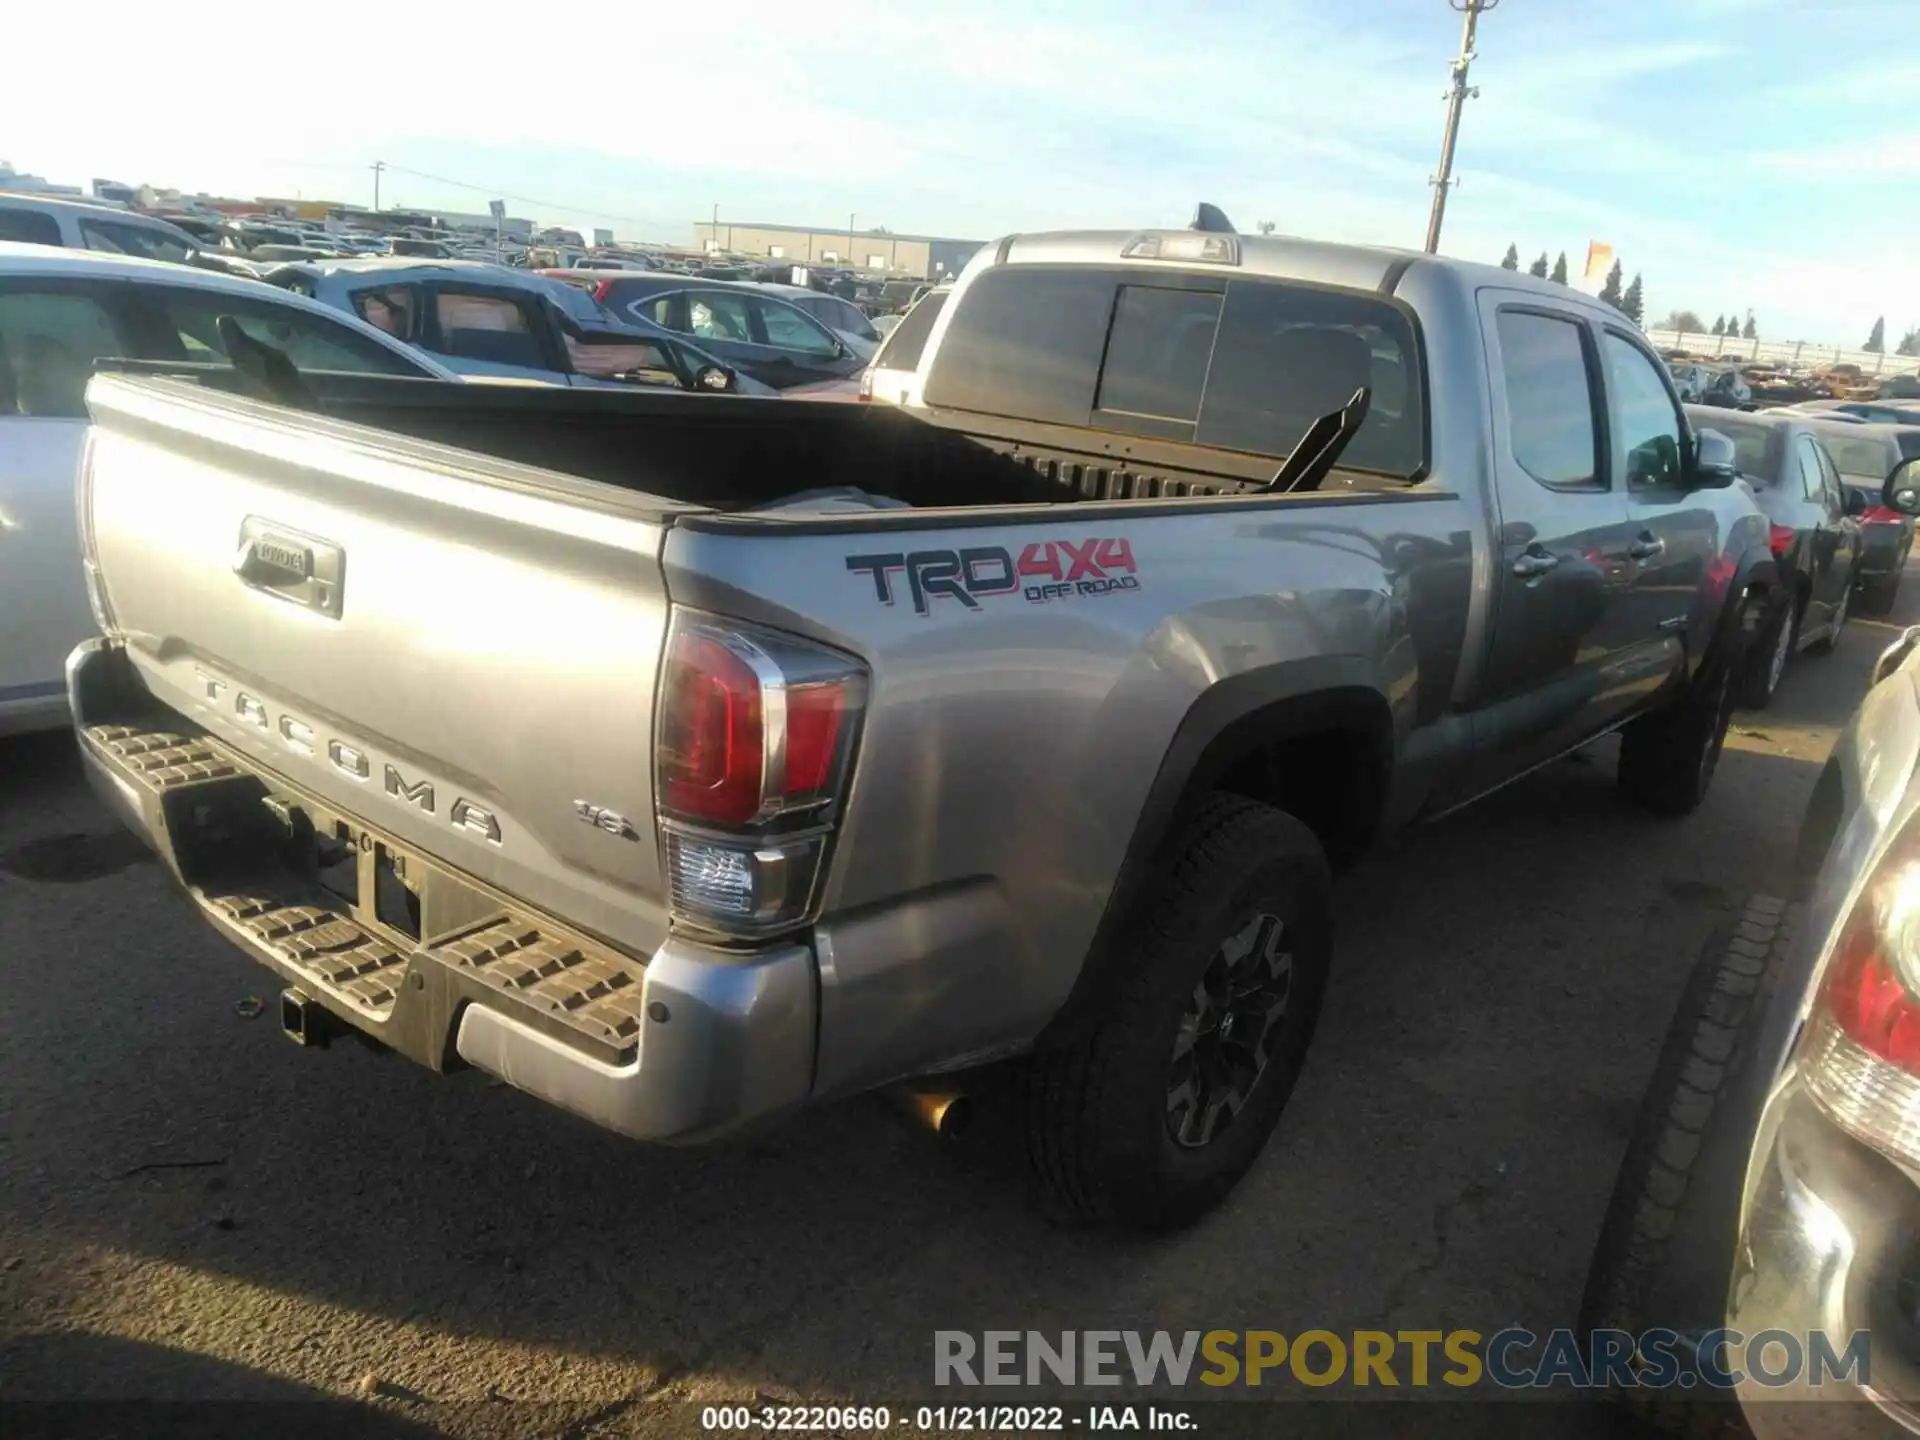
1662, 310, 1704, 335
1897, 326, 1920, 358
1528, 252, 1549, 278
1599, 259, 1624, 308
1866, 316, 1887, 353
1711, 316, 1726, 337
1622, 274, 1645, 325
1742, 314, 1757, 341
1550, 252, 1569, 284
1500, 244, 1519, 270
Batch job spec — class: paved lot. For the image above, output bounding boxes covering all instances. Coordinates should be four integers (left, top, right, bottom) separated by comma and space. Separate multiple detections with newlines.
2, 576, 1912, 1438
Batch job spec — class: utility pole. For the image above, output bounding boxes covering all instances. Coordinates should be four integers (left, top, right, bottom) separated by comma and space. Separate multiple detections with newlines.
711, 201, 719, 253
371, 160, 384, 212
1423, 0, 1499, 255
848, 212, 857, 267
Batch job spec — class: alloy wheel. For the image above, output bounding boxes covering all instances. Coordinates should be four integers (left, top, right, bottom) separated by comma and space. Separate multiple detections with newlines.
1165, 911, 1293, 1149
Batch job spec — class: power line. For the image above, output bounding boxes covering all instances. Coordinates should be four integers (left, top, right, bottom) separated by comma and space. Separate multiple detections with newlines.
375, 162, 689, 231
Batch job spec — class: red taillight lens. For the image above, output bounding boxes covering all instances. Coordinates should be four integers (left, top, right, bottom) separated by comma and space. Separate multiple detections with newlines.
857, 369, 874, 402
1824, 925, 1920, 1070
1864, 506, 1906, 526
1768, 523, 1795, 559
659, 630, 764, 825
784, 683, 847, 799
593, 279, 614, 305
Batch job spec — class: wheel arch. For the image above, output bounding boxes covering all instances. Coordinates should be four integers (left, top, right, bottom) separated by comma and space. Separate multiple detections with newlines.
1038, 663, 1394, 1044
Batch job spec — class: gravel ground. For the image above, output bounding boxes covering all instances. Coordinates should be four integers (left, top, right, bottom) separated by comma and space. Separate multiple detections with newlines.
2, 574, 1910, 1439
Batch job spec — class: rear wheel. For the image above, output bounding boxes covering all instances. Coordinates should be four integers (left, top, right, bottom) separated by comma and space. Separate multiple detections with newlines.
1619, 647, 1740, 817
1023, 795, 1332, 1231
1738, 594, 1795, 709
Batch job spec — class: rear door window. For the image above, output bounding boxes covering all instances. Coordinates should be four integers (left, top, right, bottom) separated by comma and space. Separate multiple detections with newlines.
686, 291, 756, 344
351, 285, 419, 342
1492, 310, 1600, 489
0, 282, 137, 418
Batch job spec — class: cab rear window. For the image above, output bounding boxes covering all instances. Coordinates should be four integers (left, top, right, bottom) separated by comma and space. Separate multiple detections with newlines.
922, 266, 1425, 476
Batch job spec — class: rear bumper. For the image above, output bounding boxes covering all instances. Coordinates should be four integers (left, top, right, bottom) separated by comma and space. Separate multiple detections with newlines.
67, 637, 816, 1144
1727, 1083, 1920, 1437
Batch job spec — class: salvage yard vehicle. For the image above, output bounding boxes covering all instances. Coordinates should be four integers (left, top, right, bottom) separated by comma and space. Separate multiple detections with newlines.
0, 242, 454, 738
1802, 417, 1917, 615
0, 193, 261, 281
1580, 469, 1920, 1435
544, 270, 868, 390
70, 222, 1781, 1230
1685, 406, 1864, 708
267, 258, 764, 394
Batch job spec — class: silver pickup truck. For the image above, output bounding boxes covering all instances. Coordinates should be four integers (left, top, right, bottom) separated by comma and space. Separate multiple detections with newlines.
69, 228, 1774, 1230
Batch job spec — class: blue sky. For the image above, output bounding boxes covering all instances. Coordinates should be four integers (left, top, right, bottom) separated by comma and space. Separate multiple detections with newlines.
7, 0, 1915, 345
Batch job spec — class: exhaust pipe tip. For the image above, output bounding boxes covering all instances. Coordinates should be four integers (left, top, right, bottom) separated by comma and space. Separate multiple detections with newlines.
891, 1087, 972, 1139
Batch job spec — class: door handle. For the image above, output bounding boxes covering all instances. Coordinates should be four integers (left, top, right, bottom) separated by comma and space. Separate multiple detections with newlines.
1628, 533, 1666, 561
1512, 550, 1559, 579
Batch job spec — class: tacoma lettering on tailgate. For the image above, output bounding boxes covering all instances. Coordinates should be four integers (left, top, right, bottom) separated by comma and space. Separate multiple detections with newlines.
845, 538, 1139, 616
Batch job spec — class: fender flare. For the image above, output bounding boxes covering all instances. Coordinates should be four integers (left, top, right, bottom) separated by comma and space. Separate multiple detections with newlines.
1037, 662, 1394, 1043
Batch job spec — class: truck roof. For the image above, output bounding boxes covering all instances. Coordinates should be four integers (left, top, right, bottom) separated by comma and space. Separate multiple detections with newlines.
990, 228, 1618, 316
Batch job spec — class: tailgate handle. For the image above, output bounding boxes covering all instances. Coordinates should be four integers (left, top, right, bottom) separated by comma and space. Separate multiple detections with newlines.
234, 517, 345, 620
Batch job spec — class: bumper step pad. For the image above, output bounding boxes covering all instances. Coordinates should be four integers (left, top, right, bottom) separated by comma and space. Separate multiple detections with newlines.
88, 724, 241, 792
205, 890, 412, 1016
82, 717, 649, 1060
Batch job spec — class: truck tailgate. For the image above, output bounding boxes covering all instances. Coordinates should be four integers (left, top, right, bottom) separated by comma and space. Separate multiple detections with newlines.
81, 374, 675, 956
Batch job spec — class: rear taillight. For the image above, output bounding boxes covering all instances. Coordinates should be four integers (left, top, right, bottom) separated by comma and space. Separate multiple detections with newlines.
1768, 523, 1795, 560
655, 612, 866, 938
1803, 823, 1920, 1166
857, 369, 874, 402
1864, 506, 1907, 526
593, 279, 614, 305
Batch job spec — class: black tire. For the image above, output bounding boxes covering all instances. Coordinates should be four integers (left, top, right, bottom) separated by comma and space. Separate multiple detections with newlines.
1578, 898, 1795, 1435
1618, 646, 1740, 817
1023, 794, 1332, 1231
1737, 594, 1795, 709
1856, 574, 1899, 618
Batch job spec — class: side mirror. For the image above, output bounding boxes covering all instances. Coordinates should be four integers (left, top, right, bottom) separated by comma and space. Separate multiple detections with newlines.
695, 364, 734, 392
1691, 428, 1739, 486
1885, 456, 1920, 517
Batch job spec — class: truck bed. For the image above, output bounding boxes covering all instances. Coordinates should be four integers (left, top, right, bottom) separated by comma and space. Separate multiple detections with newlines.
100, 363, 1408, 514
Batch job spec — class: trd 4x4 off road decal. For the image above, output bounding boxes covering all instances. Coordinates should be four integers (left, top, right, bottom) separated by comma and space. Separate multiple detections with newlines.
845, 538, 1140, 616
